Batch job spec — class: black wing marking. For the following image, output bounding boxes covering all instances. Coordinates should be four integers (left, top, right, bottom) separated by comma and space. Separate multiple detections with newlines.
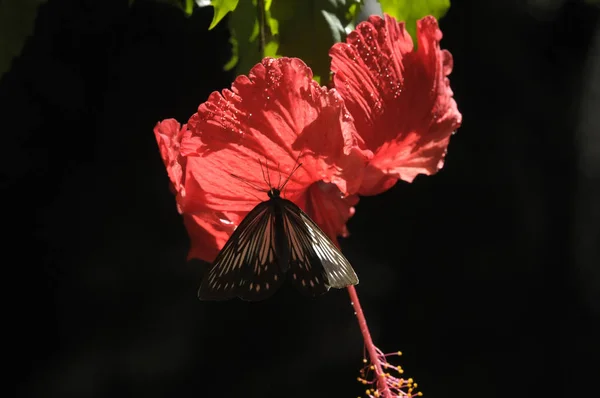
281, 200, 359, 297
198, 201, 285, 301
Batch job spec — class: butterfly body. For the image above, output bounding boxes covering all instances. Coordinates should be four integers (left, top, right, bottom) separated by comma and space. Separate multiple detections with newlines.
198, 187, 359, 301
268, 189, 291, 273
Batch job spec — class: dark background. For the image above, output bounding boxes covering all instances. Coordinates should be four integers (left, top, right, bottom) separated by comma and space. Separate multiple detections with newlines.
3, 0, 599, 397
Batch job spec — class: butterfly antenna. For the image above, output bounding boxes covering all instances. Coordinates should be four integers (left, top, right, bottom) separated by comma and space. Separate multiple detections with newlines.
229, 174, 262, 200
265, 157, 272, 188
259, 159, 269, 189
277, 162, 282, 189
280, 152, 304, 197
280, 161, 303, 192
230, 173, 264, 192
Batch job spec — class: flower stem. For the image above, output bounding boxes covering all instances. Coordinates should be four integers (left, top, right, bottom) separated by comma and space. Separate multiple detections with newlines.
347, 285, 393, 398
256, 0, 266, 58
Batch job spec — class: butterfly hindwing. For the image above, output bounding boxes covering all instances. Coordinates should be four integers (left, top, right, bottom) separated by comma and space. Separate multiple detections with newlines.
198, 201, 284, 301
281, 199, 359, 297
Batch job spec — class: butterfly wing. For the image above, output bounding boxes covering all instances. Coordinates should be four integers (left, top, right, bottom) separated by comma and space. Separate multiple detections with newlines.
198, 200, 285, 301
281, 199, 359, 297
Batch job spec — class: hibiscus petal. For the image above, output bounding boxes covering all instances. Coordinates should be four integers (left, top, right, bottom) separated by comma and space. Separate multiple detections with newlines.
153, 119, 187, 194
185, 57, 367, 195
183, 213, 234, 262
330, 15, 462, 195
168, 57, 368, 261
300, 182, 359, 244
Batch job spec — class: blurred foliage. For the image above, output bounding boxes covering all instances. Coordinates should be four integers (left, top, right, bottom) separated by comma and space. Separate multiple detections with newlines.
225, 0, 279, 75
202, 0, 239, 29
190, 0, 451, 80
269, 0, 360, 84
203, 0, 360, 84
379, 0, 450, 39
0, 0, 451, 82
0, 0, 47, 80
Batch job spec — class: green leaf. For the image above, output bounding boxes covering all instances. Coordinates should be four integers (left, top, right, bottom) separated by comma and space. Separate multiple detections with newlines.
226, 0, 260, 74
225, 0, 358, 81
206, 0, 240, 30
270, 0, 360, 85
184, 0, 195, 15
223, 34, 239, 71
226, 0, 278, 74
0, 0, 47, 80
344, 1, 361, 32
378, 0, 450, 39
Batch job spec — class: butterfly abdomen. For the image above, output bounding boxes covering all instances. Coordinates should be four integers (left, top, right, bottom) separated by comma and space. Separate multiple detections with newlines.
271, 197, 291, 273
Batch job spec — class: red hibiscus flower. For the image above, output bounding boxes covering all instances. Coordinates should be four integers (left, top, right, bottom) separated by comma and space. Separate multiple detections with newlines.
155, 16, 461, 398
154, 57, 368, 262
330, 14, 462, 195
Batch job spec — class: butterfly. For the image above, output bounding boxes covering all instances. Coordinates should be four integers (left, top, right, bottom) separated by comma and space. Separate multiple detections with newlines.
198, 160, 359, 301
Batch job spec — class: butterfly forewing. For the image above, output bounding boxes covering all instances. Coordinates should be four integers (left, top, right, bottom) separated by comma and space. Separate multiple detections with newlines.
281, 200, 359, 296
282, 207, 329, 296
198, 201, 284, 301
